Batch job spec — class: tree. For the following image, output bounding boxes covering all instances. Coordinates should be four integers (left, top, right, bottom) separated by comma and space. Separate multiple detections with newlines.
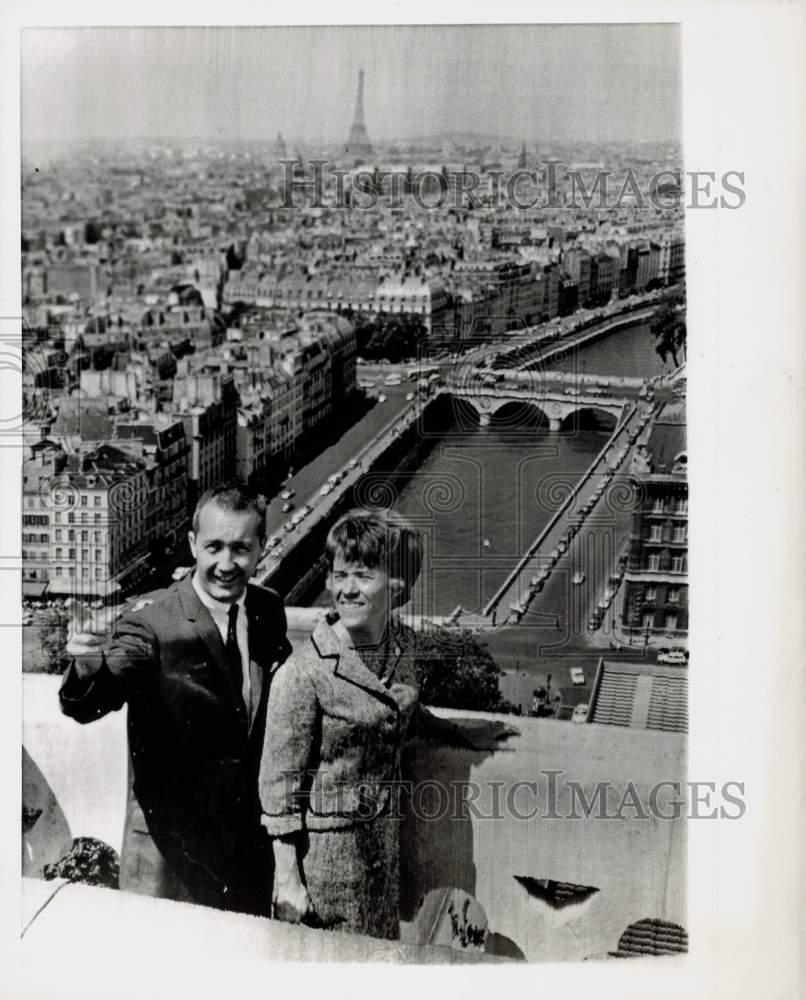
40, 618, 69, 675
650, 300, 686, 367
414, 626, 514, 713
363, 314, 427, 363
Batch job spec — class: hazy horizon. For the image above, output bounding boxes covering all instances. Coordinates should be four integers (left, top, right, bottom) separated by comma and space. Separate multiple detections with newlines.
22, 24, 681, 149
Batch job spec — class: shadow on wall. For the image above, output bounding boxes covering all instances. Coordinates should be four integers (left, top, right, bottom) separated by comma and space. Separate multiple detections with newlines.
400, 719, 503, 917
22, 746, 72, 878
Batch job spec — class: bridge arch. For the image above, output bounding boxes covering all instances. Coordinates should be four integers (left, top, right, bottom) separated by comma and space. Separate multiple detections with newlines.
558, 405, 620, 432
453, 395, 551, 428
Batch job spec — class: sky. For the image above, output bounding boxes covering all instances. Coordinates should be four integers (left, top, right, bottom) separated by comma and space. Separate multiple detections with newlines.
21, 24, 680, 147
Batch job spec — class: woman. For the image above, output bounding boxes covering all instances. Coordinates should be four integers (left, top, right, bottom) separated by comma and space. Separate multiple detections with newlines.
259, 508, 471, 939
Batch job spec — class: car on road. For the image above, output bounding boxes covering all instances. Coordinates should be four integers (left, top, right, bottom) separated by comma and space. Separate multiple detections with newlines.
267, 535, 281, 549
283, 522, 294, 532
282, 502, 294, 513
571, 703, 589, 723
280, 489, 295, 501
570, 667, 586, 686
405, 392, 415, 401
378, 394, 387, 402
347, 458, 358, 469
319, 483, 333, 496
658, 649, 688, 665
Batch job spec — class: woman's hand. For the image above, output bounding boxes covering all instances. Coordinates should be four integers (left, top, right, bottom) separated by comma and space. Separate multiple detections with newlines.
272, 875, 313, 924
271, 835, 312, 923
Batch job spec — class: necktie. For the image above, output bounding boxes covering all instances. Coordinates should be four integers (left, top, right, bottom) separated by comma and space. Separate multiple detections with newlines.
225, 604, 243, 693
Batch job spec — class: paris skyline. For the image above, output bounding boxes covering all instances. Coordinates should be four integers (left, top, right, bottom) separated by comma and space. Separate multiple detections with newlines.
22, 24, 681, 149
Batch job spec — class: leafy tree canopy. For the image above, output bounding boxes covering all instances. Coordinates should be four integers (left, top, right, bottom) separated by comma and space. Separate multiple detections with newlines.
415, 625, 513, 713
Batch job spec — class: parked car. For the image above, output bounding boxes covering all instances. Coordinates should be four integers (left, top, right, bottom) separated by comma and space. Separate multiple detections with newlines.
319, 483, 333, 496
658, 649, 688, 665
280, 489, 295, 501
570, 667, 586, 686
267, 535, 281, 549
282, 502, 294, 513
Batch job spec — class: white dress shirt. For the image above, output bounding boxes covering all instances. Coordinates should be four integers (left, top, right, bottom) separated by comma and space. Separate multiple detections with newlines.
191, 573, 252, 714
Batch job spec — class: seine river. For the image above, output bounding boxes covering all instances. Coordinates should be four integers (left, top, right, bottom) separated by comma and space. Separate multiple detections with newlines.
397, 321, 674, 616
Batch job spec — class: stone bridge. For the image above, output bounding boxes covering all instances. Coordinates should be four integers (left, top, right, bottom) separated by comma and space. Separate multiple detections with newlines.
445, 383, 631, 431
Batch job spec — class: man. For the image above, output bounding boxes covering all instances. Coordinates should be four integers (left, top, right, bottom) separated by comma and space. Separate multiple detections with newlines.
60, 481, 291, 916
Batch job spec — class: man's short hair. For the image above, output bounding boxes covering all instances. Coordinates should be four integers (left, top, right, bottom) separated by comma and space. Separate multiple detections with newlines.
325, 508, 422, 601
192, 480, 268, 543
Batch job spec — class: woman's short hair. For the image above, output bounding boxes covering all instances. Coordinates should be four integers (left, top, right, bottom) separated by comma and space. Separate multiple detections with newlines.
325, 508, 422, 598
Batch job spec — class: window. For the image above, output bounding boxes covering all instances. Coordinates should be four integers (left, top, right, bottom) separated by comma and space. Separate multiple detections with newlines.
665, 613, 678, 631
652, 499, 664, 514
55, 547, 62, 558
55, 566, 62, 576
94, 496, 101, 507
94, 549, 101, 561
68, 513, 75, 524
81, 513, 88, 524
668, 587, 680, 603
68, 567, 75, 578
649, 524, 663, 542
676, 498, 688, 514
94, 568, 101, 580
81, 568, 88, 579
673, 526, 686, 543
94, 514, 101, 524
93, 532, 100, 542
645, 586, 657, 601
68, 530, 75, 542
81, 495, 87, 506
54, 513, 61, 524
642, 613, 654, 630
81, 531, 88, 541
81, 549, 88, 560
671, 556, 685, 573
648, 553, 661, 571
68, 548, 75, 559
54, 529, 62, 542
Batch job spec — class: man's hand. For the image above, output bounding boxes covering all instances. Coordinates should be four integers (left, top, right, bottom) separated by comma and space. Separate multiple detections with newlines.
66, 607, 114, 680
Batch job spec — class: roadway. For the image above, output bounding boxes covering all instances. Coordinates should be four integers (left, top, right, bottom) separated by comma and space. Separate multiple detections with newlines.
255, 377, 421, 580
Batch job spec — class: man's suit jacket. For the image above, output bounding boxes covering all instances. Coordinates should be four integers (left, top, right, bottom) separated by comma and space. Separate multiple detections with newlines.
59, 576, 291, 915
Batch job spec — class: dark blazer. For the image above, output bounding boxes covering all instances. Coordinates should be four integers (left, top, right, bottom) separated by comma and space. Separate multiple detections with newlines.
59, 576, 291, 915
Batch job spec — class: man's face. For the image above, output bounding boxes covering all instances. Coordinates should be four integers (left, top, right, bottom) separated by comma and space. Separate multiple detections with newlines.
188, 501, 263, 603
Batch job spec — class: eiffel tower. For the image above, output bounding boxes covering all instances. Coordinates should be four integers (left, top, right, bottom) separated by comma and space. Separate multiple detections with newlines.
345, 69, 373, 159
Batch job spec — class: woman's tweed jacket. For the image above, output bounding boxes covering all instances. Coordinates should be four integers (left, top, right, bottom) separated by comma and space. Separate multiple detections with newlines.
258, 612, 450, 937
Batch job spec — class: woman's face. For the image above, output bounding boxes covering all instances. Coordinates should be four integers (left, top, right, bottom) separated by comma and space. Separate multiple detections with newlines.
327, 551, 399, 637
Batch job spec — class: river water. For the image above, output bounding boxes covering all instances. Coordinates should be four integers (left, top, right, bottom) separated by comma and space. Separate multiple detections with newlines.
541, 320, 676, 378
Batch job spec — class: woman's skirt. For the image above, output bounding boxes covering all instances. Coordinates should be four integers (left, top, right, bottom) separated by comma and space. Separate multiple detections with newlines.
302, 814, 400, 940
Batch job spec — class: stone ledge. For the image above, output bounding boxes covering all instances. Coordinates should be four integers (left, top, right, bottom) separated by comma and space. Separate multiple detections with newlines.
21, 878, 504, 964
